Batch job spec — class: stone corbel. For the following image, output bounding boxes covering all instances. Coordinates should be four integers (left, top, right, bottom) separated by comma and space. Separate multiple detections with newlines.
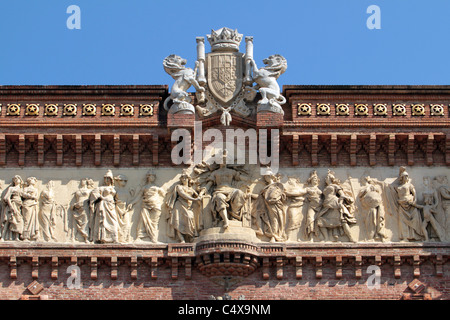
18, 134, 25, 166
393, 255, 402, 279
9, 256, 17, 280
70, 256, 77, 267
150, 257, 158, 280
315, 257, 323, 279
32, 256, 39, 279
94, 134, 101, 166
388, 134, 395, 166
350, 134, 357, 166
185, 258, 192, 280
276, 257, 284, 280
51, 257, 59, 280
369, 134, 376, 166
292, 135, 299, 166
37, 134, 44, 166
330, 134, 337, 166
90, 257, 98, 280
130, 256, 138, 280
435, 255, 443, 277
152, 135, 159, 166
132, 134, 139, 166
110, 256, 118, 280
426, 134, 434, 166
446, 134, 450, 166
75, 134, 82, 166
335, 256, 343, 279
262, 257, 270, 280
407, 134, 415, 166
295, 256, 302, 280
413, 255, 421, 278
354, 255, 362, 279
311, 135, 318, 166
56, 134, 63, 166
113, 135, 120, 167
0, 134, 5, 166
171, 257, 179, 280
375, 255, 382, 271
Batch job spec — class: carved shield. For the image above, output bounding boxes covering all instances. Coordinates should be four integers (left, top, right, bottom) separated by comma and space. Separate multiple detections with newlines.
207, 52, 244, 105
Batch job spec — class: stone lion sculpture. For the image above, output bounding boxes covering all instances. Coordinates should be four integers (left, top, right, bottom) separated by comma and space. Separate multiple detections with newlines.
163, 54, 205, 114
247, 54, 287, 114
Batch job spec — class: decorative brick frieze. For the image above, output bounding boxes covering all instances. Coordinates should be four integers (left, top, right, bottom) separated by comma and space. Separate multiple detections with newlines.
0, 241, 446, 300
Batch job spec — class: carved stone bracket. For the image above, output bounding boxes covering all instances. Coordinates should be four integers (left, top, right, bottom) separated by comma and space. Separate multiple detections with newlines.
32, 256, 39, 279
90, 257, 98, 280
196, 241, 260, 278
9, 256, 17, 280
51, 257, 59, 280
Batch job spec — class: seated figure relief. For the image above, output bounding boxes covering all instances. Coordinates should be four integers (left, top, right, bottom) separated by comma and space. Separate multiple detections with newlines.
192, 152, 251, 230
0, 166, 447, 244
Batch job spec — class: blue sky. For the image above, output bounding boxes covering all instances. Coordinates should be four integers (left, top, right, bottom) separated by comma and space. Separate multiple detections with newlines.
0, 0, 449, 87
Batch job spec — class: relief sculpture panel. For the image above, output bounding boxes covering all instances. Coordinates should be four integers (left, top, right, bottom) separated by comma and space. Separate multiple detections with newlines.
0, 164, 448, 245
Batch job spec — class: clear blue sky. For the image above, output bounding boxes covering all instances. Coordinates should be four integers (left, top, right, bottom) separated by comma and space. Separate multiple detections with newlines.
0, 0, 449, 86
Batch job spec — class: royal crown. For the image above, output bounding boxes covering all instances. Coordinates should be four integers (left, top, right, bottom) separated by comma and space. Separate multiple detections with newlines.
207, 27, 243, 52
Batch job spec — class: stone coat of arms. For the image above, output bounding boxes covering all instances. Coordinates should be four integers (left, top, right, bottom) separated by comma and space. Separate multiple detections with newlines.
163, 27, 287, 125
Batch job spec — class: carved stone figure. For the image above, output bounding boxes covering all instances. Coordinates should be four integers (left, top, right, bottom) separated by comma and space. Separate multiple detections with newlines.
135, 171, 165, 243
190, 177, 208, 231
314, 170, 357, 242
416, 177, 444, 241
254, 171, 288, 242
384, 168, 424, 242
71, 178, 93, 243
304, 171, 322, 241
358, 176, 387, 242
247, 55, 287, 114
284, 177, 308, 241
435, 175, 450, 237
22, 177, 39, 241
39, 181, 58, 242
203, 158, 249, 229
114, 174, 134, 243
89, 170, 119, 243
1, 175, 24, 241
163, 54, 205, 114
166, 172, 202, 243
